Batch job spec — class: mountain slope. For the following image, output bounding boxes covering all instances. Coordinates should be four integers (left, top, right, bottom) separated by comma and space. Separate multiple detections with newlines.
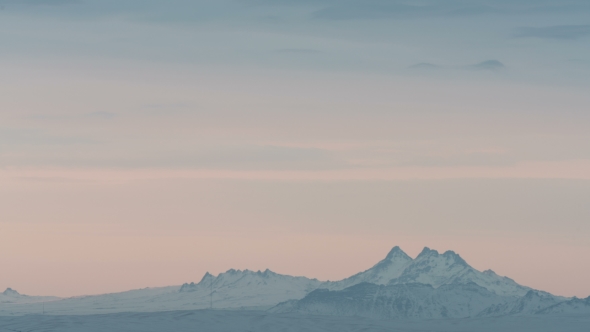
270, 281, 574, 319
271, 282, 511, 319
326, 246, 412, 290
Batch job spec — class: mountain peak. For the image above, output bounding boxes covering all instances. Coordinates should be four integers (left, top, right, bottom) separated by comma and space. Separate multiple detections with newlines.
416, 247, 438, 258
328, 246, 413, 290
2, 288, 19, 296
179, 282, 198, 292
199, 272, 214, 283
442, 250, 468, 266
385, 246, 411, 260
413, 248, 467, 266
261, 268, 276, 276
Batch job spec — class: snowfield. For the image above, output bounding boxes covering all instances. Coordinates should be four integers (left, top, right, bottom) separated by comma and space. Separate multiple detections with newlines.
1, 310, 589, 332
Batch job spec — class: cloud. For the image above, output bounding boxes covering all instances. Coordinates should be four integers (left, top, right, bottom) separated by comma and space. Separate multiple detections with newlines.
567, 59, 590, 65
514, 25, 590, 40
313, 3, 438, 20
275, 48, 321, 54
408, 63, 441, 70
408, 60, 505, 71
0, 128, 95, 146
32, 112, 116, 121
306, 0, 590, 20
85, 111, 116, 120
468, 60, 505, 71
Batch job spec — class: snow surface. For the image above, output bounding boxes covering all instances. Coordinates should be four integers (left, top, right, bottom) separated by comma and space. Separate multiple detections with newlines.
1, 310, 589, 332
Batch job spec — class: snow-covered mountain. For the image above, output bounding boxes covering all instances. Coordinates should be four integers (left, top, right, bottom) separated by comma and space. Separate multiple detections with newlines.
0, 269, 323, 315
0, 246, 582, 318
269, 247, 575, 319
322, 246, 530, 297
177, 268, 323, 309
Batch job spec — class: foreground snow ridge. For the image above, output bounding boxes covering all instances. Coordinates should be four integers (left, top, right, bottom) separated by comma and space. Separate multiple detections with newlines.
1, 246, 589, 318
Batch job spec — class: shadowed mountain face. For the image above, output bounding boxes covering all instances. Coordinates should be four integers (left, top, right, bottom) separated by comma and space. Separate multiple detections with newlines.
538, 296, 590, 315
271, 279, 575, 319
272, 284, 590, 319
271, 282, 510, 319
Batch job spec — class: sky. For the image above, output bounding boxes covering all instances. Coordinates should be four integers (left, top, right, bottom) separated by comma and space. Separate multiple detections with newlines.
0, 0, 589, 298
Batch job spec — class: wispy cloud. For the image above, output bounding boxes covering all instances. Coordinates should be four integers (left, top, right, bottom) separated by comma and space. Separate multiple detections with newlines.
408, 60, 505, 71
0, 128, 95, 146
313, 3, 437, 20
468, 60, 505, 71
514, 25, 590, 40
4, 160, 590, 182
408, 63, 441, 70
275, 48, 321, 54
85, 111, 116, 120
308, 0, 590, 20
32, 112, 116, 121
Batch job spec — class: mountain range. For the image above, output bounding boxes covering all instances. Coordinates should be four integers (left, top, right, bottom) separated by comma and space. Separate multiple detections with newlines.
1, 246, 588, 319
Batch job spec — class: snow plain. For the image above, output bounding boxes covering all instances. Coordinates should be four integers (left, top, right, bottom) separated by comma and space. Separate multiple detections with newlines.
1, 310, 589, 332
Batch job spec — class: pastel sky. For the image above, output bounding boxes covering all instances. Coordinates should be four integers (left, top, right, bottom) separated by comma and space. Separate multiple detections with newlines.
1, 0, 589, 298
